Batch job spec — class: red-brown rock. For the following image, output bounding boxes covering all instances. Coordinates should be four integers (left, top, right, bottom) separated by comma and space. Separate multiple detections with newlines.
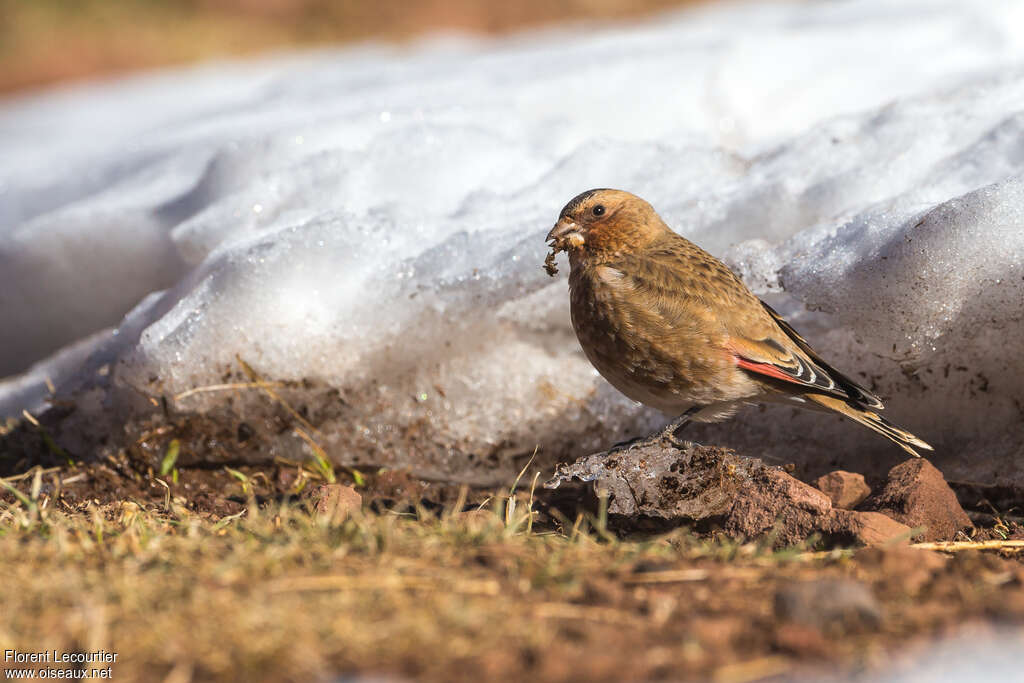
814, 470, 871, 509
725, 466, 834, 545
546, 442, 969, 548
861, 459, 972, 542
314, 483, 362, 521
825, 510, 912, 546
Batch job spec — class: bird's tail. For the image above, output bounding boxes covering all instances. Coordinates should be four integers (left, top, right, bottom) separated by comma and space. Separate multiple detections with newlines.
805, 394, 933, 458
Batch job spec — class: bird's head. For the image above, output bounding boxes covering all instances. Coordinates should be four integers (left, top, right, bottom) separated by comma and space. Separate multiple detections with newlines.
546, 189, 667, 266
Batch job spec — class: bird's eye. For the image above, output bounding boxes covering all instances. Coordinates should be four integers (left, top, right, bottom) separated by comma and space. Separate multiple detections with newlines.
592, 205, 606, 217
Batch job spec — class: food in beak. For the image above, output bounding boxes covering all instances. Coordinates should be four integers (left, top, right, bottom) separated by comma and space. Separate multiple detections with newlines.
543, 220, 583, 276
543, 248, 559, 276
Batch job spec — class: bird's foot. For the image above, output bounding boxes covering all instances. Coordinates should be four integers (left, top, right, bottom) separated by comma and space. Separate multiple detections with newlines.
607, 425, 685, 455
606, 435, 645, 454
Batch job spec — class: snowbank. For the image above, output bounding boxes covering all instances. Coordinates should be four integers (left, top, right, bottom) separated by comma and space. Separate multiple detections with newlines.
2, 0, 1023, 484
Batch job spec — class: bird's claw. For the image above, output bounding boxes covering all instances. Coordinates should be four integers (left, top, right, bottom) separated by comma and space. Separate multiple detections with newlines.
606, 435, 644, 455
606, 429, 684, 456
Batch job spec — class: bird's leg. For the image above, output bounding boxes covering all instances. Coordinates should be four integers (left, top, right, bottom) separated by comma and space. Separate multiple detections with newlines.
655, 405, 696, 444
607, 406, 702, 454
656, 405, 702, 445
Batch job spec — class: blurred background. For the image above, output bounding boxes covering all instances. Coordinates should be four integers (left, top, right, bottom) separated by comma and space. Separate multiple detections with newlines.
0, 0, 706, 94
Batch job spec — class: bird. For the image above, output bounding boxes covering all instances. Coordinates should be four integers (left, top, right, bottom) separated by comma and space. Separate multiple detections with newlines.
544, 188, 932, 457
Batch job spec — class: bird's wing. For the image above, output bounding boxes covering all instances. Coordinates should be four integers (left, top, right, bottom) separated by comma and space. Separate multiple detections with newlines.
725, 325, 853, 400
613, 241, 884, 409
715, 288, 884, 409
755, 301, 884, 409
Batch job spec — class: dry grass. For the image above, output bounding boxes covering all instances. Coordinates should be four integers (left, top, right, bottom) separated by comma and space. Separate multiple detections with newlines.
0, 483, 757, 682
0, 465, 789, 681
2, 462, 1023, 682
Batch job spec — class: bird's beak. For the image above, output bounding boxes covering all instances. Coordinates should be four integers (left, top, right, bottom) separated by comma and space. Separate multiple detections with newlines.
546, 217, 585, 249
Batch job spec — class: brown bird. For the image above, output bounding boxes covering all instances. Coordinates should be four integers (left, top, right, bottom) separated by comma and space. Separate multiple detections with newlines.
545, 188, 932, 457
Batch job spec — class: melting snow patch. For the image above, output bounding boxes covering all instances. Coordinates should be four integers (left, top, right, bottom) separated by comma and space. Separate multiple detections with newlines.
2, 0, 1024, 483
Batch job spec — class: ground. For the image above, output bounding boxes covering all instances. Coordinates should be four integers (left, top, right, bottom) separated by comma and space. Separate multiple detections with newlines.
2, 429, 1023, 682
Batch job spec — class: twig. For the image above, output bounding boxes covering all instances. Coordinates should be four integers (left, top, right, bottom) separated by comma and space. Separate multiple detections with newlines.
789, 548, 857, 562
911, 540, 1024, 553
622, 567, 769, 584
173, 381, 286, 401
135, 425, 174, 445
0, 466, 62, 484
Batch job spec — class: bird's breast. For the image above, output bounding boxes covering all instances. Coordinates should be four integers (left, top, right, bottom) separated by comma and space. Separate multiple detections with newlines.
567, 265, 736, 412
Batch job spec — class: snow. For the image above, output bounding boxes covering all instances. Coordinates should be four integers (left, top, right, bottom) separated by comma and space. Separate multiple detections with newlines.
2, 0, 1024, 483
822, 627, 1024, 683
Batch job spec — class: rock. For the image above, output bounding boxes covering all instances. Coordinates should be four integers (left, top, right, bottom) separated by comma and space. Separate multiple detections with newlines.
862, 459, 973, 541
544, 439, 948, 548
726, 463, 834, 544
814, 470, 871, 509
314, 483, 362, 521
824, 510, 912, 546
774, 579, 881, 634
545, 439, 833, 547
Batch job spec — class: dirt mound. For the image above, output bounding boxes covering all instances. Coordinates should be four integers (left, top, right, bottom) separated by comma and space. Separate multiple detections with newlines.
546, 439, 972, 546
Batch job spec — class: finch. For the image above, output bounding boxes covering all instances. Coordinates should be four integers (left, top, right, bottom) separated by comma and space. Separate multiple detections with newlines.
545, 188, 932, 457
